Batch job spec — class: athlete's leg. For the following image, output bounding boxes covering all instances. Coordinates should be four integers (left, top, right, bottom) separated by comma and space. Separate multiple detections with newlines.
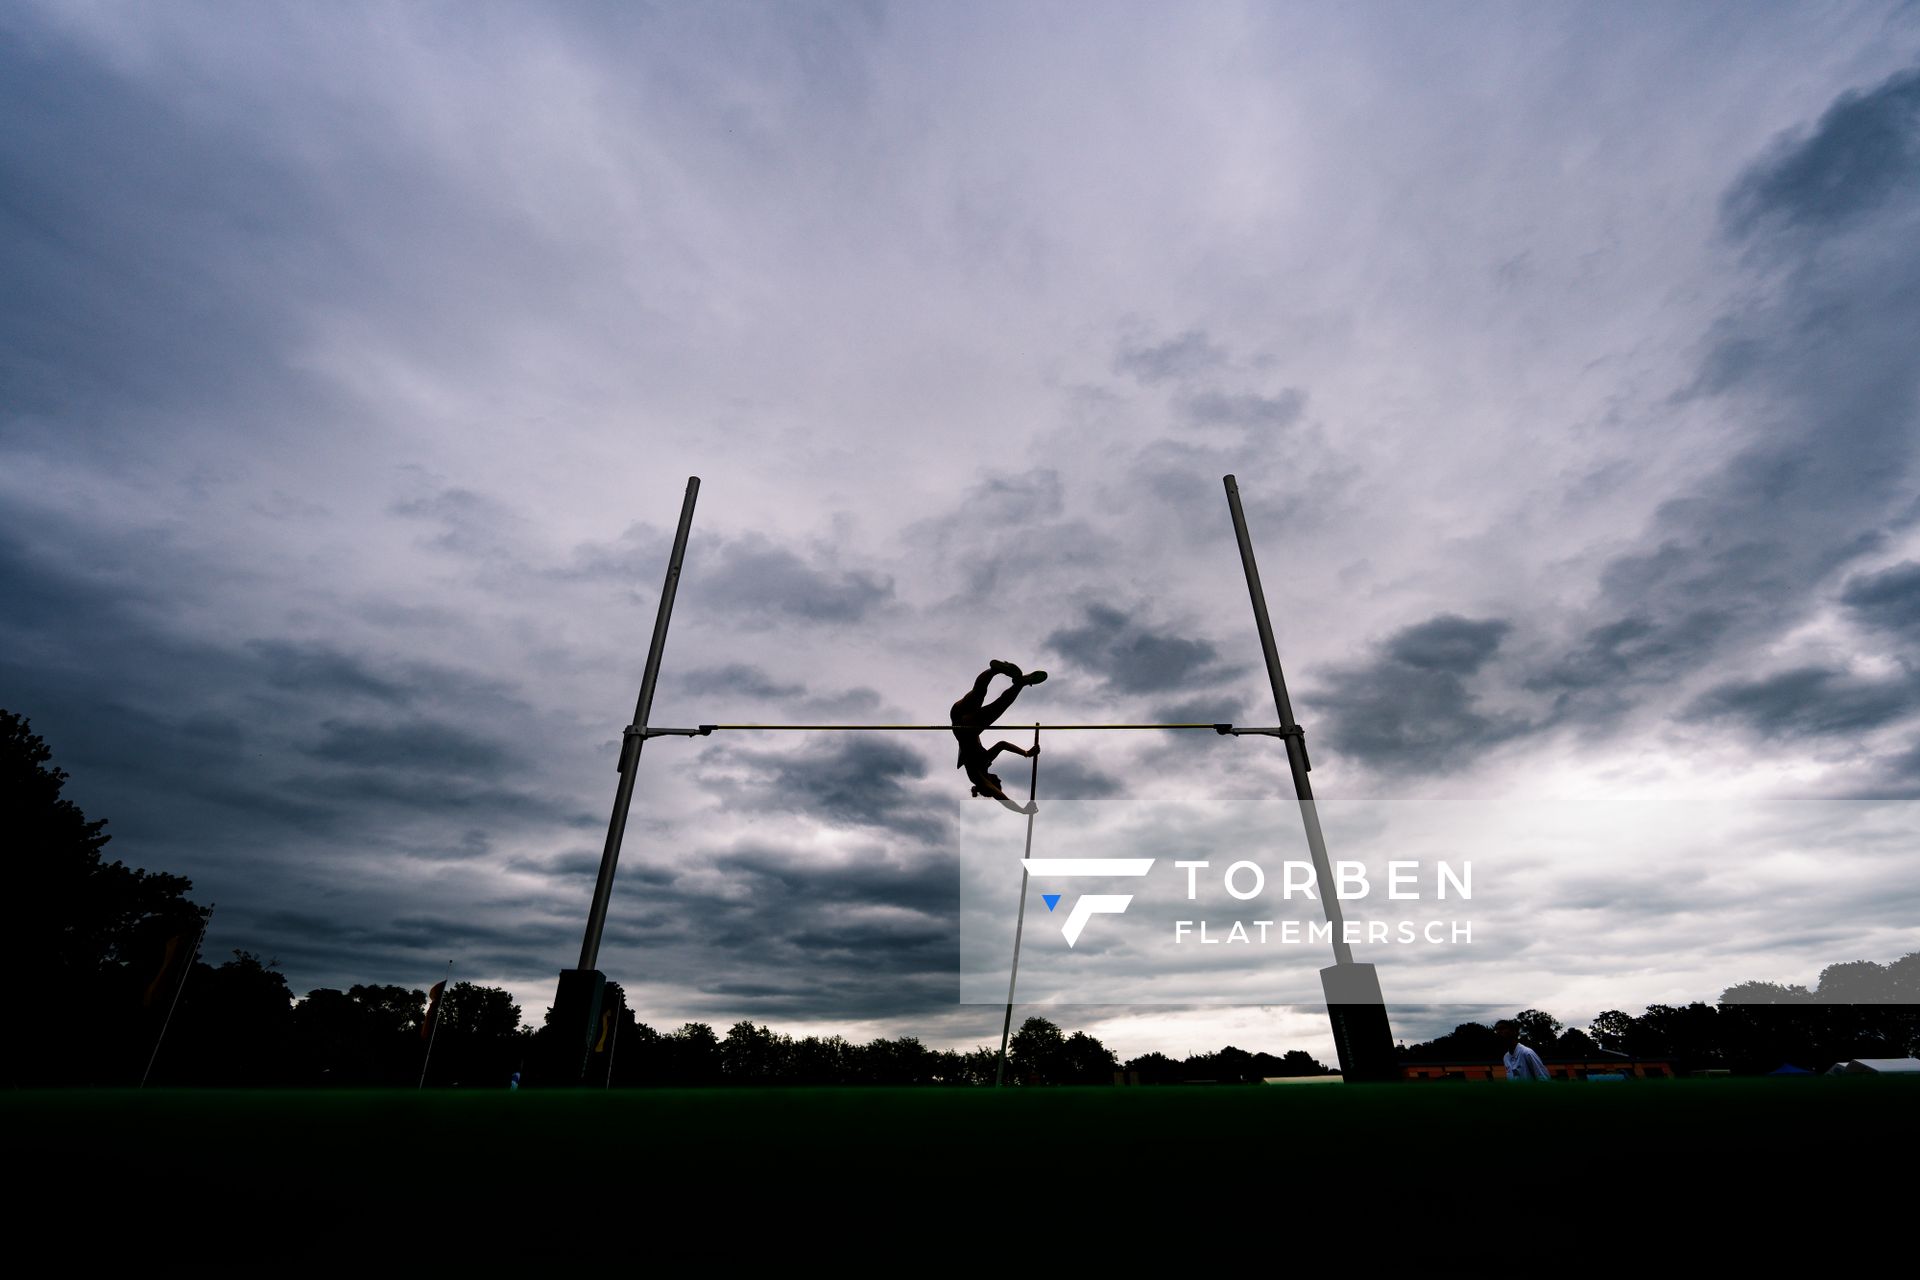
953, 667, 997, 720
977, 684, 1023, 726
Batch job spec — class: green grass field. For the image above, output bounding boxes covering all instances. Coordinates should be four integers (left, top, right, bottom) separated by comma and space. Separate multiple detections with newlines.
11, 1078, 1916, 1215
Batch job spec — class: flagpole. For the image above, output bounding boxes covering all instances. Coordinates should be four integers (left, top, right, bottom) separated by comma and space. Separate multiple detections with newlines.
418, 961, 452, 1090
141, 903, 213, 1089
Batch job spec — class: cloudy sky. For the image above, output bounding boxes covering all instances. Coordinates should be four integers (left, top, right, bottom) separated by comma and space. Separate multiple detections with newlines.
5, 2, 1918, 1062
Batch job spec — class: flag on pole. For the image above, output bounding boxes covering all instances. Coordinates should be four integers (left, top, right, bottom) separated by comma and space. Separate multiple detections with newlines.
142, 929, 197, 1008
421, 980, 447, 1041
594, 1008, 614, 1053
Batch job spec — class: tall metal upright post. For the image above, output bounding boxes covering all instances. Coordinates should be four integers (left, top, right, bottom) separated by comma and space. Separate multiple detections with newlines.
1222, 475, 1399, 1082
547, 475, 700, 1084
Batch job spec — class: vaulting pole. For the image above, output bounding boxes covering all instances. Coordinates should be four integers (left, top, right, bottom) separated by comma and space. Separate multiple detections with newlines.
548, 475, 699, 1084
140, 903, 213, 1088
1222, 475, 1399, 1082
418, 960, 452, 1089
995, 724, 1042, 1087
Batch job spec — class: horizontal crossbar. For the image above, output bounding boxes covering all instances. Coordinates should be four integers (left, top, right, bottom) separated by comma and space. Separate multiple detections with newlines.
632, 723, 1282, 735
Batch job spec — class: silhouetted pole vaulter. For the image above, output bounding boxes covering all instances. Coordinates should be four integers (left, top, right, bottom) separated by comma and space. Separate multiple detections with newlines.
950, 660, 1046, 815
549, 475, 699, 1085
996, 725, 1042, 1086
1222, 475, 1399, 1083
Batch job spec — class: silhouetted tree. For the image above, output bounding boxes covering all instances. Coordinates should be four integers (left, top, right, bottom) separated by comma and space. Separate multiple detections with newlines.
4, 710, 205, 1084
155, 950, 295, 1085
1124, 1051, 1180, 1083
291, 983, 428, 1084
1008, 1016, 1066, 1083
433, 982, 526, 1086
1588, 1009, 1638, 1054
721, 1021, 792, 1084
1513, 1009, 1562, 1048
1551, 1026, 1600, 1058
660, 1022, 723, 1085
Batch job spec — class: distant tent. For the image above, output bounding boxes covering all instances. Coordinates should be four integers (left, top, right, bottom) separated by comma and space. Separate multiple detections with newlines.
1768, 1064, 1813, 1075
1825, 1057, 1920, 1076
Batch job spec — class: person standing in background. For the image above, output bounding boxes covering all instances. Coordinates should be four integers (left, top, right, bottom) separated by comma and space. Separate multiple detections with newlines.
1496, 1019, 1551, 1080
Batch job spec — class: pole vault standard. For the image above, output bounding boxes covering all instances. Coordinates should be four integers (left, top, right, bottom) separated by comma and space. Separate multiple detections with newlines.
552, 474, 1393, 1083
546, 475, 700, 1084
1222, 474, 1399, 1082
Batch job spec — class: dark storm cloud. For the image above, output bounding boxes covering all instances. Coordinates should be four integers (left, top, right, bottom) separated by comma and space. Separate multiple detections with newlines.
1181, 389, 1306, 432
701, 537, 895, 622
1721, 65, 1920, 240
592, 839, 961, 1019
1684, 666, 1920, 739
1044, 604, 1245, 694
1531, 61, 1920, 723
1027, 755, 1122, 801
1309, 613, 1530, 771
1526, 612, 1729, 699
247, 641, 412, 705
1151, 696, 1245, 725
504, 849, 603, 879
1387, 615, 1512, 672
0, 27, 322, 425
306, 719, 513, 773
697, 736, 956, 844
1114, 329, 1229, 384
1841, 561, 1920, 637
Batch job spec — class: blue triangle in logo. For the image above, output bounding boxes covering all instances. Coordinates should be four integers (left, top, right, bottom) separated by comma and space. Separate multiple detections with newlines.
1042, 894, 1061, 911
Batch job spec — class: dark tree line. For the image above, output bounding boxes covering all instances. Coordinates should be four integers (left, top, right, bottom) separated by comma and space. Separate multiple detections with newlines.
8, 708, 1912, 1086
1398, 961, 1920, 1074
1123, 1046, 1333, 1083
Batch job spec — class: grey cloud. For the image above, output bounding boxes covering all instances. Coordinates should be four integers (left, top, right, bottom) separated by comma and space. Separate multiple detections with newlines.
1841, 561, 1920, 637
391, 486, 524, 560
590, 839, 961, 1019
1684, 665, 1920, 739
697, 736, 956, 844
561, 524, 895, 623
699, 538, 894, 623
307, 719, 514, 774
678, 664, 808, 700
1386, 615, 1511, 673
1534, 62, 1920, 726
1181, 389, 1307, 432
1114, 329, 1229, 384
1029, 755, 1123, 801
1721, 64, 1920, 241
1309, 613, 1529, 772
899, 468, 1104, 609
967, 469, 1065, 524
248, 641, 412, 706
1151, 696, 1244, 725
504, 850, 603, 879
1045, 604, 1245, 695
0, 29, 327, 427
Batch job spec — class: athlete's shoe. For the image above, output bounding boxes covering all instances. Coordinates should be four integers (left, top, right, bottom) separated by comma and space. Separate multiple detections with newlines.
1022, 669, 1049, 685
988, 659, 1022, 678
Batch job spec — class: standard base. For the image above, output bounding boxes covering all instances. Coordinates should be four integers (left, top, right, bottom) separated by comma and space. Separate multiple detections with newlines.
1319, 961, 1400, 1082
540, 968, 606, 1087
